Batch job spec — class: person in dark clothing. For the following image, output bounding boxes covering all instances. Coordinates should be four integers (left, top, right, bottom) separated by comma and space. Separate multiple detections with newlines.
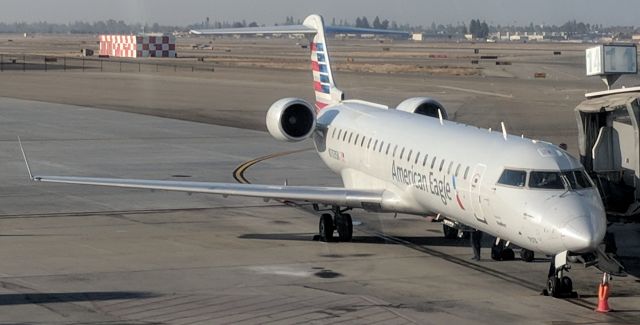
470, 230, 483, 260
559, 143, 568, 150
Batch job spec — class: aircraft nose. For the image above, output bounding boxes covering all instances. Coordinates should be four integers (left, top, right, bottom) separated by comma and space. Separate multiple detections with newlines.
560, 216, 605, 253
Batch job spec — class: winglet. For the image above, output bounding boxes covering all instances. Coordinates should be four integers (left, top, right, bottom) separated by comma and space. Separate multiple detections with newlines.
17, 136, 34, 180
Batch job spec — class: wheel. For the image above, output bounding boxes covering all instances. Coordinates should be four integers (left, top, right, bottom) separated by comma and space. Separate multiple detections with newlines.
520, 249, 534, 262
319, 213, 334, 242
443, 224, 458, 239
491, 242, 504, 261
337, 213, 353, 242
561, 276, 573, 294
501, 247, 515, 261
547, 277, 560, 297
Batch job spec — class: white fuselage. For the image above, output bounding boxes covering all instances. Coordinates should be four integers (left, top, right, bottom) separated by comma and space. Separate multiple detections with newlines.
314, 100, 607, 255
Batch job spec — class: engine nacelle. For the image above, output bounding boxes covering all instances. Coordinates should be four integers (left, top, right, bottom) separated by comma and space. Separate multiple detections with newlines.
396, 97, 448, 120
266, 98, 316, 142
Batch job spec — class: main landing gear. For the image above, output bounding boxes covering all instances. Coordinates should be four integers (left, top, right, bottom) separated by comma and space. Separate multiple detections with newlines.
544, 252, 577, 298
491, 238, 515, 261
318, 206, 353, 242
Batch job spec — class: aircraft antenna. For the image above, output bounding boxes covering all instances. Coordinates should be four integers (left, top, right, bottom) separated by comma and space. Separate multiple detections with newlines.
501, 122, 507, 140
437, 109, 443, 125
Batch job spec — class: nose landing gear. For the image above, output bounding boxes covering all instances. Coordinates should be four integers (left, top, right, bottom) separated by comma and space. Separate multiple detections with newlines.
318, 207, 353, 242
544, 252, 577, 298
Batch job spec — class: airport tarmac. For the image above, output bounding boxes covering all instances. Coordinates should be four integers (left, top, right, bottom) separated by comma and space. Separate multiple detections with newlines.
0, 97, 639, 324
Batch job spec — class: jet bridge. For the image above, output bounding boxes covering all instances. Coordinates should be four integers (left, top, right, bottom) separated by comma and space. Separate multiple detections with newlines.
576, 90, 640, 222
577, 43, 640, 223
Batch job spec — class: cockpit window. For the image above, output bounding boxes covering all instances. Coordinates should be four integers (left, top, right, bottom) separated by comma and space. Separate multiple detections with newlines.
497, 169, 526, 187
529, 171, 564, 190
562, 170, 593, 190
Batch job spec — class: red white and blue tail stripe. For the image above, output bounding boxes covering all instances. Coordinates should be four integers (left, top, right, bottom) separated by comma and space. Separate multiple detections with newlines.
303, 15, 343, 112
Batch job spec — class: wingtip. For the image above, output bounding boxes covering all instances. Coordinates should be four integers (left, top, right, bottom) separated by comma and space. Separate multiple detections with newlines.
17, 136, 34, 180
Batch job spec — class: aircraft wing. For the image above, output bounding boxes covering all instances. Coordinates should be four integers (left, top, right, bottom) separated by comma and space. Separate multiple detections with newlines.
190, 25, 316, 35
190, 25, 409, 37
30, 175, 384, 209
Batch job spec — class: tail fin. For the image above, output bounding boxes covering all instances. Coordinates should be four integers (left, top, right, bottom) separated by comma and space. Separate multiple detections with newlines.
302, 15, 343, 112
190, 14, 409, 112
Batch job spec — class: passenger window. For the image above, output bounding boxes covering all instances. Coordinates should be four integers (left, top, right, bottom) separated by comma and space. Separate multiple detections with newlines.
407, 150, 412, 162
332, 128, 336, 138
415, 152, 420, 164
374, 139, 379, 151
455, 164, 461, 177
393, 145, 398, 157
464, 167, 470, 179
348, 132, 353, 143
354, 134, 359, 145
400, 147, 405, 159
447, 161, 453, 174
497, 169, 526, 187
337, 129, 342, 139
361, 136, 366, 147
386, 143, 391, 155
379, 141, 384, 152
342, 130, 348, 141
431, 156, 437, 169
423, 154, 429, 166
529, 171, 564, 190
439, 159, 445, 172
367, 138, 372, 149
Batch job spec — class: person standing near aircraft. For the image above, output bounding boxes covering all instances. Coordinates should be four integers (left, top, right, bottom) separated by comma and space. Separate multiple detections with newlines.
470, 229, 483, 260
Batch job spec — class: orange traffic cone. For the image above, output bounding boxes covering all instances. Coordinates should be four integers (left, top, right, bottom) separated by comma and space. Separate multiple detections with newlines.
595, 273, 611, 313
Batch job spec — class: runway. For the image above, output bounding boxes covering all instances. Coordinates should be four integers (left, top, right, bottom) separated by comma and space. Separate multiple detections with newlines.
0, 97, 639, 324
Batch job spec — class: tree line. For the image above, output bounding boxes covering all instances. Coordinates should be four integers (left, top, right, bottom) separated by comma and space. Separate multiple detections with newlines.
0, 17, 634, 36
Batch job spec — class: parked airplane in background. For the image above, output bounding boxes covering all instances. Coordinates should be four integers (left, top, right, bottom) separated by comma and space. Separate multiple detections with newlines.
21, 15, 619, 298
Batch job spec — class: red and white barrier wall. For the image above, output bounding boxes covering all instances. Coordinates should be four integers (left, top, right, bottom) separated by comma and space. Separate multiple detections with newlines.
99, 35, 176, 58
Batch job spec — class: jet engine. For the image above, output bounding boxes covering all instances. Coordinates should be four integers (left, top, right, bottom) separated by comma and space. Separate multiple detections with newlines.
396, 97, 448, 120
266, 98, 316, 142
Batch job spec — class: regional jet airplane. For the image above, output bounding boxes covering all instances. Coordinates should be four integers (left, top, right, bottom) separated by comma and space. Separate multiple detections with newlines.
21, 15, 618, 297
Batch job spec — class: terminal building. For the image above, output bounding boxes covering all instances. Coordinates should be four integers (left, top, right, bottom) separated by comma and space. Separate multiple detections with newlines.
99, 34, 177, 58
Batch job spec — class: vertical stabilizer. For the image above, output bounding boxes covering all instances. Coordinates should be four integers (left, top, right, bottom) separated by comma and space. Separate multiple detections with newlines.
303, 15, 344, 112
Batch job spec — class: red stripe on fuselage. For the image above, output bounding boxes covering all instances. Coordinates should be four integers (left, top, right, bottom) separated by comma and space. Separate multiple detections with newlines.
310, 42, 317, 51
456, 194, 465, 210
316, 101, 328, 108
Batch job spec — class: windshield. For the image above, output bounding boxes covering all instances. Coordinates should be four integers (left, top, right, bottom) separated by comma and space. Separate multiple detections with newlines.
497, 169, 526, 187
562, 170, 593, 190
529, 171, 565, 190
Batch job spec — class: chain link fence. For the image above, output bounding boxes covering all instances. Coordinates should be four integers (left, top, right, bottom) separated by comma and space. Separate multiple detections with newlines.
0, 54, 215, 73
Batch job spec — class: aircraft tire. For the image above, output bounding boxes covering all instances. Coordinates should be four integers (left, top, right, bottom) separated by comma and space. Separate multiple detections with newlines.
501, 247, 515, 261
319, 213, 334, 242
491, 242, 504, 260
337, 213, 353, 242
547, 277, 560, 297
442, 224, 458, 239
561, 276, 573, 294
520, 249, 535, 262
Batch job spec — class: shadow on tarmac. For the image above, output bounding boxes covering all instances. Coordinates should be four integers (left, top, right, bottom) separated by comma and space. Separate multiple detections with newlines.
0, 291, 158, 306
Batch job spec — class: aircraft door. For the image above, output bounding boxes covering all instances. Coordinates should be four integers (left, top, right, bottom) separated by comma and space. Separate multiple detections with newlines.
470, 164, 487, 223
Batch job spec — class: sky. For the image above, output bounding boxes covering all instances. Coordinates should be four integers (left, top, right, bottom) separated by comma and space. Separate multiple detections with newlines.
0, 0, 638, 27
